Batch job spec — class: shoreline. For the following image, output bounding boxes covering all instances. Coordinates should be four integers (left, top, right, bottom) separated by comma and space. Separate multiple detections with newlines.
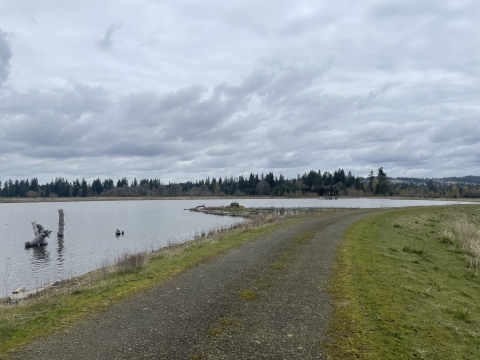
0, 195, 478, 204
1, 209, 295, 302
0, 211, 312, 356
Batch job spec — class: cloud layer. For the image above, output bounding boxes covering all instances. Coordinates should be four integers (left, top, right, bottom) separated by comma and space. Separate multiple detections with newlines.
0, 0, 478, 182
97, 23, 123, 50
0, 29, 12, 86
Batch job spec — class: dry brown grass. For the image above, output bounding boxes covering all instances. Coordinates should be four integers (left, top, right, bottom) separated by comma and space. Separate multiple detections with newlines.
441, 216, 480, 274
115, 253, 148, 273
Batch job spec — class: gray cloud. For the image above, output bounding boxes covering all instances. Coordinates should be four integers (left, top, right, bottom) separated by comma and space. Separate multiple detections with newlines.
357, 83, 392, 110
0, 0, 478, 182
137, 34, 159, 48
1, 49, 478, 181
97, 23, 123, 50
0, 29, 12, 86
430, 119, 480, 145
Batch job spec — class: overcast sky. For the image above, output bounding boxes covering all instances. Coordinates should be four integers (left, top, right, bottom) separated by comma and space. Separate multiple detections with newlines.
0, 0, 478, 183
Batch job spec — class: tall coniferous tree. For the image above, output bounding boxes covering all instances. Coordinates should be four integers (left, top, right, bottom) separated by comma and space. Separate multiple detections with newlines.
376, 167, 390, 195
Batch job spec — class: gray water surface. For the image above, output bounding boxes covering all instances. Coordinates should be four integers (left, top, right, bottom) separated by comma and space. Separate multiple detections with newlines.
1, 200, 244, 296
0, 198, 473, 296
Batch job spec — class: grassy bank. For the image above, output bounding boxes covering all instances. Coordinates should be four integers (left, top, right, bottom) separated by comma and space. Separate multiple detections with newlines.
326, 205, 480, 359
0, 212, 315, 357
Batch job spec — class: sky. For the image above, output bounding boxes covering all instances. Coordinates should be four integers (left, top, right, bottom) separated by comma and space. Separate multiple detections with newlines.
0, 0, 479, 184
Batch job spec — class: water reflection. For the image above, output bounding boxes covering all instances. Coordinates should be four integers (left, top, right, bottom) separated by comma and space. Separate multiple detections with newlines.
56, 236, 65, 265
29, 245, 50, 265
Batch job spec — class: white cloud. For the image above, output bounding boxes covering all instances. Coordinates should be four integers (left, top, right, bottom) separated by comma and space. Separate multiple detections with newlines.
0, 29, 12, 86
0, 0, 478, 182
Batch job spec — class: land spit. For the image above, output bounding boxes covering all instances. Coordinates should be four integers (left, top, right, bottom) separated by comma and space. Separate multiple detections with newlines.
186, 204, 325, 217
6, 208, 382, 359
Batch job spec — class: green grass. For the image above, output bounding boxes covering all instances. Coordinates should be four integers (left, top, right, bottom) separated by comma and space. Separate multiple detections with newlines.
0, 215, 307, 357
326, 205, 480, 359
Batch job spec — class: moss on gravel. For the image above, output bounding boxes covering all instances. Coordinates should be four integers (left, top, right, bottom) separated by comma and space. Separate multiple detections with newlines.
237, 289, 258, 301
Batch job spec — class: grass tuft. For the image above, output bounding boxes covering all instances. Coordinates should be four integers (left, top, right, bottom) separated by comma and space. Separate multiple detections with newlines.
294, 232, 314, 244
209, 328, 222, 336
115, 252, 147, 274
236, 289, 257, 301
402, 244, 426, 256
443, 307, 472, 322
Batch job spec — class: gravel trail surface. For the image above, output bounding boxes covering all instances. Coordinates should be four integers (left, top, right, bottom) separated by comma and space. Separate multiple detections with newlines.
9, 209, 379, 360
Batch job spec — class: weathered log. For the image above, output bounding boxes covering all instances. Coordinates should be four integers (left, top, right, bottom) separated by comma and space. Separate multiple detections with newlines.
32, 221, 39, 236
25, 221, 51, 247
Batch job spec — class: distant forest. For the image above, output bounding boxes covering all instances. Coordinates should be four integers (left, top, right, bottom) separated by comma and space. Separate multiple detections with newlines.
1, 168, 479, 199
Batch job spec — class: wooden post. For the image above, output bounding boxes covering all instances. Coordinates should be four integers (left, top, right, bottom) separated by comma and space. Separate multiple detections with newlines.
57, 209, 65, 237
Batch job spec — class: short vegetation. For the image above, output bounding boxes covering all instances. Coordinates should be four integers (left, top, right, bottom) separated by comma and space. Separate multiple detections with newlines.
326, 205, 480, 359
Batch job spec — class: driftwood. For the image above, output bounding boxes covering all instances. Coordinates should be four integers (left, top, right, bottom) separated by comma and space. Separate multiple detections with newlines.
25, 221, 51, 247
184, 204, 206, 211
13, 286, 26, 294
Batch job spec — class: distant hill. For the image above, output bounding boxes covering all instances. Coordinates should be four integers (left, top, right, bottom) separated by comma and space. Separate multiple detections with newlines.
441, 176, 480, 184
393, 177, 427, 184
393, 176, 480, 185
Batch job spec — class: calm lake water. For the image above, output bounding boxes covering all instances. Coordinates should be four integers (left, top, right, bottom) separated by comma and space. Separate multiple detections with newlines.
0, 198, 473, 296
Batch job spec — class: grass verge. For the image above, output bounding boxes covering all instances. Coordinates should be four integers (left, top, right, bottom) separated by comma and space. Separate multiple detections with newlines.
0, 213, 308, 357
325, 205, 480, 359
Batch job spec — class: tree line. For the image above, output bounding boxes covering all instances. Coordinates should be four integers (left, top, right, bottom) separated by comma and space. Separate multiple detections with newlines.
0, 167, 478, 198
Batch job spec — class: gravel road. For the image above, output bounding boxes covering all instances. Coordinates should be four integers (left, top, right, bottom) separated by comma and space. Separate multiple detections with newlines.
8, 209, 379, 360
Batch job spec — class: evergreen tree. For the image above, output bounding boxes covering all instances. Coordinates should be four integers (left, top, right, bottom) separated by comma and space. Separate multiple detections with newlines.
103, 178, 114, 190
376, 167, 390, 195
367, 170, 375, 191
92, 178, 103, 194
73, 179, 81, 197
30, 178, 39, 192
81, 178, 88, 197
265, 172, 275, 189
